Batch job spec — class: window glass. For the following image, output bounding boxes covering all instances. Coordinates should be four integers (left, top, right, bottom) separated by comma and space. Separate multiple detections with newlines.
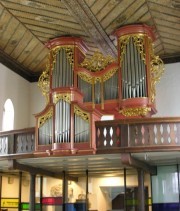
2, 99, 14, 131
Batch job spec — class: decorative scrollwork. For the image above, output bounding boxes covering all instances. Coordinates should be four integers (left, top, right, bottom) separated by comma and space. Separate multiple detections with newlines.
133, 35, 146, 64
119, 34, 146, 64
149, 38, 164, 102
38, 108, 53, 128
78, 72, 93, 84
74, 105, 90, 122
38, 56, 50, 104
51, 45, 74, 68
53, 93, 71, 104
80, 51, 116, 72
103, 68, 118, 82
150, 55, 164, 102
120, 107, 151, 117
119, 35, 130, 64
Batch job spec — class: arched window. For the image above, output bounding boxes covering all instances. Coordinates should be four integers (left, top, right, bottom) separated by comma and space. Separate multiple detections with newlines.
2, 99, 14, 131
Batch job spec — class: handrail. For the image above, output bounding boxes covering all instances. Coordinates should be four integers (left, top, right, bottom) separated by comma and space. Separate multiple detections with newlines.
95, 117, 180, 151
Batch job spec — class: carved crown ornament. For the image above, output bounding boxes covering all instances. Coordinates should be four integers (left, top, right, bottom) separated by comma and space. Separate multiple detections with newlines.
80, 51, 116, 72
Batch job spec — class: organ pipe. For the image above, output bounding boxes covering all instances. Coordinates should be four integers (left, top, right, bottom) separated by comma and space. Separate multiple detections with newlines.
114, 24, 164, 117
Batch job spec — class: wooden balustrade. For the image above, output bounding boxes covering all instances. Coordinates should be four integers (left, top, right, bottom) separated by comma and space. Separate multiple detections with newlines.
0, 128, 35, 155
95, 117, 180, 152
1, 117, 180, 156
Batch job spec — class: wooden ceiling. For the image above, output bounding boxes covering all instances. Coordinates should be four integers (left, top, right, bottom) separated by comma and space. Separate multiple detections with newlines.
0, 0, 180, 82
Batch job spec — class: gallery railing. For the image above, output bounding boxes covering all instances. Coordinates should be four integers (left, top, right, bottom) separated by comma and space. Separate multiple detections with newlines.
95, 117, 180, 152
0, 127, 35, 155
1, 117, 180, 156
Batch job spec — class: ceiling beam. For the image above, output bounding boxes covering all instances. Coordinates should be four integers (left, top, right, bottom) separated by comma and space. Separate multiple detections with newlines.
0, 49, 40, 82
62, 0, 117, 57
8, 159, 78, 182
121, 153, 157, 175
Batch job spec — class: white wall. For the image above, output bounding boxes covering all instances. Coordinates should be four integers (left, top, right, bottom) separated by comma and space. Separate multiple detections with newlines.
29, 82, 46, 127
155, 62, 180, 117
0, 63, 30, 130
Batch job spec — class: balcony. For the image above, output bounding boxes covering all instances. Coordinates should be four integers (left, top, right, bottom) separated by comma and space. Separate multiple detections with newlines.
0, 117, 180, 156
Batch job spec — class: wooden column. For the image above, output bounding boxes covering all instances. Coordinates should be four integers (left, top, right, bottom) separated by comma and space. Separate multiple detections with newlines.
124, 168, 127, 211
63, 171, 68, 211
29, 173, 36, 211
137, 169, 145, 211
40, 176, 43, 211
18, 172, 22, 211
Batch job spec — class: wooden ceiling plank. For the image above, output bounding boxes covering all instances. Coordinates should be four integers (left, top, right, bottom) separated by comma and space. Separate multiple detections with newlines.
148, 1, 180, 17
151, 10, 180, 23
23, 43, 46, 68
125, 2, 149, 25
1, 0, 75, 21
161, 37, 180, 48
4, 24, 27, 55
164, 43, 180, 51
63, 0, 117, 57
159, 31, 180, 42
96, 0, 120, 22
17, 17, 87, 36
84, 0, 96, 7
105, 0, 147, 34
31, 53, 47, 73
17, 38, 40, 63
0, 9, 14, 41
100, 0, 135, 29
14, 0, 67, 9
8, 9, 83, 30
10, 31, 34, 59
90, 0, 109, 16
155, 18, 180, 30
156, 25, 180, 36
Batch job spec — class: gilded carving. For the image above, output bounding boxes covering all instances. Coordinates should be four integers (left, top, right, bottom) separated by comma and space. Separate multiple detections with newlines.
120, 107, 151, 117
38, 108, 53, 128
78, 68, 118, 84
119, 34, 146, 64
51, 45, 74, 68
74, 105, 90, 122
80, 51, 116, 72
103, 68, 118, 82
53, 93, 71, 104
149, 40, 164, 102
38, 57, 50, 104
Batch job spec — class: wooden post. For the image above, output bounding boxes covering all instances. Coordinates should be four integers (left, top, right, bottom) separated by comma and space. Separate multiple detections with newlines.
137, 169, 145, 211
29, 173, 36, 211
18, 172, 22, 211
40, 176, 43, 211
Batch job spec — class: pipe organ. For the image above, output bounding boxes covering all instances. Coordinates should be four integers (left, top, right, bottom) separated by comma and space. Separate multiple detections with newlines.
36, 24, 164, 155
114, 24, 164, 117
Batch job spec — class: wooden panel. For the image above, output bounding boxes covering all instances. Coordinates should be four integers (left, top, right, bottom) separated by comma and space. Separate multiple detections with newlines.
10, 31, 34, 59
157, 25, 180, 36
32, 54, 47, 73
0, 9, 15, 47
17, 17, 86, 36
85, 0, 96, 7
4, 24, 26, 55
95, 0, 120, 22
151, 10, 180, 23
101, 0, 135, 29
17, 38, 40, 63
155, 18, 180, 30
105, 0, 147, 34
90, 0, 109, 16
148, 1, 180, 17
22, 43, 46, 68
